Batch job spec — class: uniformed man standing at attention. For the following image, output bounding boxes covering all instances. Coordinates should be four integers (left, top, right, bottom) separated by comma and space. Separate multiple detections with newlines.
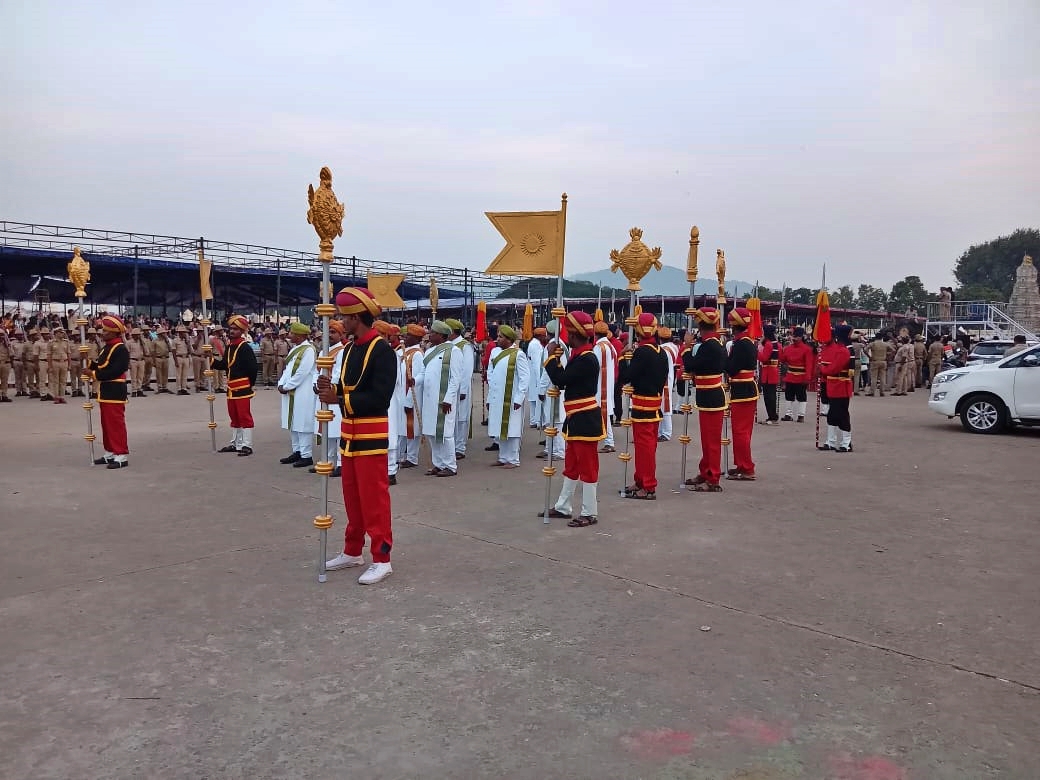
35, 327, 53, 401
173, 325, 191, 395
127, 328, 146, 397
867, 334, 888, 396
153, 326, 172, 393
0, 328, 11, 402
49, 328, 72, 404
261, 329, 278, 387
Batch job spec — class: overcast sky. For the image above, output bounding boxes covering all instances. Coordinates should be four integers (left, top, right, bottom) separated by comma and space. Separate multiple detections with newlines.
3, 1, 1038, 291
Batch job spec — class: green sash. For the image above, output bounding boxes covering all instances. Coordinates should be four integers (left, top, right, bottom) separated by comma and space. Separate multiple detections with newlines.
423, 343, 452, 438
492, 346, 519, 439
284, 342, 314, 428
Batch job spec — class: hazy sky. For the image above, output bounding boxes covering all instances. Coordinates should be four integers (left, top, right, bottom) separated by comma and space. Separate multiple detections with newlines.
3, 1, 1038, 291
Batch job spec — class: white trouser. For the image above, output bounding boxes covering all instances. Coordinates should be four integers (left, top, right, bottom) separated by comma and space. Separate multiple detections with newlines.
825, 425, 838, 448
554, 478, 599, 518
326, 430, 341, 465
659, 410, 672, 439
228, 429, 241, 448
291, 430, 312, 458
454, 416, 469, 454
841, 429, 852, 448
603, 417, 614, 447
529, 399, 541, 426
388, 444, 398, 476
498, 437, 521, 465
543, 429, 565, 458
398, 434, 420, 464
240, 428, 252, 450
431, 436, 457, 472
787, 400, 807, 418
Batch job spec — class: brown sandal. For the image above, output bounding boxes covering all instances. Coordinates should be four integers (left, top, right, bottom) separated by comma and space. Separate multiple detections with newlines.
567, 515, 597, 527
625, 489, 656, 500
538, 509, 572, 519
691, 482, 723, 492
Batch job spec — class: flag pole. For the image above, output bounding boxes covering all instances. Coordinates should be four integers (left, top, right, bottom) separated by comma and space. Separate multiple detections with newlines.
717, 249, 731, 477
198, 240, 217, 452
679, 226, 698, 489
543, 193, 567, 525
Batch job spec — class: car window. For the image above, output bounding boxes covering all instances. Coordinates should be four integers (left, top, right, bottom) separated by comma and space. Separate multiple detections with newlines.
972, 343, 1009, 356
1001, 345, 1040, 368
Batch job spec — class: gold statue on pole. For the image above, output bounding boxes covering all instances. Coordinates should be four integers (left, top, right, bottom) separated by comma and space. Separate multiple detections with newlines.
66, 247, 97, 463
307, 166, 345, 261
609, 228, 663, 292
716, 249, 727, 305
67, 247, 91, 298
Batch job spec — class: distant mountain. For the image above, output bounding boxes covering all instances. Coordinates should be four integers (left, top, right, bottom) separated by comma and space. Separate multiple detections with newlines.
570, 265, 757, 298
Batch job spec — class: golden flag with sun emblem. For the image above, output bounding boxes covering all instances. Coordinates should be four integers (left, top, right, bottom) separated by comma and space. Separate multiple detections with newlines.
485, 196, 567, 276
366, 272, 406, 309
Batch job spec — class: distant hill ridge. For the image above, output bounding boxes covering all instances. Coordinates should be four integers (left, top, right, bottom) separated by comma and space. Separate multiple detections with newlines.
570, 265, 757, 298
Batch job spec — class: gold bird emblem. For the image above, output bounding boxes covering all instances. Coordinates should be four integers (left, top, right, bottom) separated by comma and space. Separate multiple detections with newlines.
67, 246, 91, 298
307, 166, 345, 260
609, 227, 663, 292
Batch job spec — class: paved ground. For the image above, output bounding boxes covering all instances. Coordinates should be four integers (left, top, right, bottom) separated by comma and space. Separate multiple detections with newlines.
1, 383, 1037, 779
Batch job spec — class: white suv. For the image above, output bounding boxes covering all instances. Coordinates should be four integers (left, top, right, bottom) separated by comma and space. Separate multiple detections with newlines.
928, 344, 1040, 433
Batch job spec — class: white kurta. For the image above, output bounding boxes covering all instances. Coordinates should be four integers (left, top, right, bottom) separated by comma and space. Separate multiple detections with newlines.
420, 342, 463, 439
326, 342, 347, 454
538, 342, 567, 426
388, 346, 405, 443
660, 341, 679, 413
593, 337, 616, 418
487, 345, 531, 440
399, 345, 425, 436
279, 341, 317, 432
452, 337, 475, 419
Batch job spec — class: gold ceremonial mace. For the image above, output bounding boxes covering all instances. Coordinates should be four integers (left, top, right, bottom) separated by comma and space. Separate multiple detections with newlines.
716, 249, 732, 476
678, 226, 699, 489
429, 276, 439, 321
608, 227, 663, 496
198, 245, 218, 452
307, 166, 345, 585
67, 248, 96, 464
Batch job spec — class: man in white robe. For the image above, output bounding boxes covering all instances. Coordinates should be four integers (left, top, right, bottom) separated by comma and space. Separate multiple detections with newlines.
309, 319, 347, 477
658, 327, 678, 441
487, 325, 530, 468
378, 321, 405, 484
397, 324, 426, 469
593, 321, 617, 452
420, 320, 462, 476
537, 319, 567, 460
277, 321, 318, 468
446, 319, 475, 459
526, 327, 547, 428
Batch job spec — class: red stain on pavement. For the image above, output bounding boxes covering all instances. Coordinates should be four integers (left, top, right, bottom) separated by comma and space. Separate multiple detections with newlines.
618, 728, 697, 760
829, 752, 908, 780
725, 717, 791, 746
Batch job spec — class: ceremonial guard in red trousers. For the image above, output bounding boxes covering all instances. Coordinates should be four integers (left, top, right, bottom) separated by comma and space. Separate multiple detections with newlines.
683, 308, 727, 492
757, 323, 780, 424
817, 324, 855, 453
213, 314, 259, 456
780, 326, 814, 422
725, 308, 759, 480
320, 287, 398, 585
541, 311, 605, 527
91, 315, 131, 469
624, 312, 669, 500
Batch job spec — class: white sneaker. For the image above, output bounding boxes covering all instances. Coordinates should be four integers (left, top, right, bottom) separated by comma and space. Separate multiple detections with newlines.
326, 553, 365, 571
358, 562, 393, 585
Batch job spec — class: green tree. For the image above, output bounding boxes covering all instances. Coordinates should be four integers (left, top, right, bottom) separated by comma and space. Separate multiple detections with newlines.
953, 228, 1039, 300
788, 287, 814, 305
495, 277, 626, 300
888, 275, 928, 313
856, 284, 888, 311
830, 285, 854, 308
955, 282, 1006, 302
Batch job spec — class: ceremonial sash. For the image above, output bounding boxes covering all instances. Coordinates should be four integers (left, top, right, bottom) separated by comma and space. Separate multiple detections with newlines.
423, 343, 453, 438
492, 346, 519, 439
284, 342, 314, 428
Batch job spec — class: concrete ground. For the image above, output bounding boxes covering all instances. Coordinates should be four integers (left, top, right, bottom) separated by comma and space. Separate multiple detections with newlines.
1, 382, 1037, 780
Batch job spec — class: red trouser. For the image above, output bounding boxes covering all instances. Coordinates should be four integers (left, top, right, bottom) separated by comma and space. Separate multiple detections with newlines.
632, 420, 660, 491
341, 453, 393, 563
227, 397, 254, 428
99, 402, 129, 456
563, 439, 599, 483
698, 410, 724, 484
730, 401, 756, 474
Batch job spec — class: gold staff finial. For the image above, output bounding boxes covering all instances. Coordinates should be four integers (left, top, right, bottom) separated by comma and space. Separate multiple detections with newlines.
307, 166, 345, 261
609, 227, 663, 292
67, 247, 91, 298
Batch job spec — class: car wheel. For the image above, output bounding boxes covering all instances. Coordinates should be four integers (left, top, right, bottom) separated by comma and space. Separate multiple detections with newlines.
959, 394, 1007, 434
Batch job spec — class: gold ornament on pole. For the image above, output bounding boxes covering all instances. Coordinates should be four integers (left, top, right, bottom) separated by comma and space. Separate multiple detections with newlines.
67, 247, 97, 464
716, 248, 727, 306
429, 276, 439, 320
714, 248, 732, 475
609, 227, 663, 493
679, 226, 699, 489
307, 166, 345, 585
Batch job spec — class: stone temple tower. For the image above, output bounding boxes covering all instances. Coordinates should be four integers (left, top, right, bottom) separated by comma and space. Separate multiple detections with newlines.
1007, 254, 1040, 333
